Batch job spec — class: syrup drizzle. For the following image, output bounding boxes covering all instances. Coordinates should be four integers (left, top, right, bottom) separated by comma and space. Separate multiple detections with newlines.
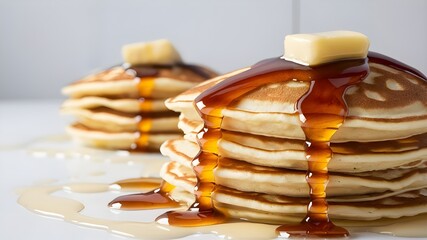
276, 61, 370, 237
130, 66, 156, 151
124, 64, 215, 151
139, 98, 153, 112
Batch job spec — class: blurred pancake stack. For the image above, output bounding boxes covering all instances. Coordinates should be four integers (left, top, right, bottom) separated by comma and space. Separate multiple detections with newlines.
61, 39, 217, 151
160, 32, 427, 228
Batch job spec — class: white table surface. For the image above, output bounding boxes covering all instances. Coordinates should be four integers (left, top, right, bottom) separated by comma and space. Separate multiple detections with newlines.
0, 100, 116, 239
0, 100, 217, 240
0, 100, 422, 240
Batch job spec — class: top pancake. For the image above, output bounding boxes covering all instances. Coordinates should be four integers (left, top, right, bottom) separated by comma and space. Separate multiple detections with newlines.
62, 64, 218, 99
166, 62, 427, 142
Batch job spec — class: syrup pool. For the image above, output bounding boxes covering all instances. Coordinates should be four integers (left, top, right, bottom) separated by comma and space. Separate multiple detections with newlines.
9, 134, 427, 239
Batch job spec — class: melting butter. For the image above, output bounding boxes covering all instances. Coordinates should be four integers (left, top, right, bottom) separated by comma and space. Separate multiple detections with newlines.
283, 31, 369, 66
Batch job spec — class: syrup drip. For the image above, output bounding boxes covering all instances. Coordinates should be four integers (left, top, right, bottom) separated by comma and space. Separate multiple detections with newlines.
155, 149, 227, 226
133, 68, 156, 150
139, 98, 153, 112
125, 64, 214, 151
137, 77, 156, 98
275, 62, 370, 238
155, 99, 226, 226
108, 181, 180, 210
138, 118, 153, 132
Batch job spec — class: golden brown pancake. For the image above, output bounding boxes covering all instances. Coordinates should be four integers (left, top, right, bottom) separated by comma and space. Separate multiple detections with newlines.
63, 65, 217, 99
61, 107, 179, 133
67, 123, 180, 150
161, 139, 427, 197
166, 63, 427, 142
62, 96, 169, 113
160, 159, 427, 222
62, 63, 218, 151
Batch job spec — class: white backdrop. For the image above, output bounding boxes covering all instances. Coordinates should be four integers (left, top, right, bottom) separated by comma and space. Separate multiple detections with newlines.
0, 0, 426, 99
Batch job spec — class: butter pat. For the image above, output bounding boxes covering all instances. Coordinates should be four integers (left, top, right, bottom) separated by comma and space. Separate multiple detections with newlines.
283, 31, 369, 66
122, 39, 182, 66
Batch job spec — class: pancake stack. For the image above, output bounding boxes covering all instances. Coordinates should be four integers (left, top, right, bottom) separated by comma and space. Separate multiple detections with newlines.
62, 39, 217, 151
160, 56, 427, 224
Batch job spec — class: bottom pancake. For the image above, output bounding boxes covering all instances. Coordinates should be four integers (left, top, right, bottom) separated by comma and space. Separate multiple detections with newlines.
213, 186, 427, 223
161, 160, 427, 223
216, 158, 427, 197
61, 107, 179, 133
67, 123, 180, 150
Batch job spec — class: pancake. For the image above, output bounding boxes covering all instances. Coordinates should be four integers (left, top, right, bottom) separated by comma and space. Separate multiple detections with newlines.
62, 65, 217, 99
213, 187, 427, 223
61, 107, 179, 133
67, 123, 180, 150
160, 160, 195, 194
62, 96, 169, 113
218, 138, 427, 173
221, 130, 427, 154
160, 159, 427, 223
160, 139, 199, 169
177, 114, 203, 135
215, 158, 427, 197
164, 130, 427, 173
166, 63, 427, 142
161, 139, 427, 197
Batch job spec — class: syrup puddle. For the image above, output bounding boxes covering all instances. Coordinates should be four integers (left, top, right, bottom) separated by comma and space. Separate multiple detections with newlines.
17, 182, 427, 239
10, 135, 427, 239
18, 184, 278, 240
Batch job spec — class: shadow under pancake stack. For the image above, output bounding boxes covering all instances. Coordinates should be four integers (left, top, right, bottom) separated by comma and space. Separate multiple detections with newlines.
109, 32, 427, 238
61, 39, 217, 151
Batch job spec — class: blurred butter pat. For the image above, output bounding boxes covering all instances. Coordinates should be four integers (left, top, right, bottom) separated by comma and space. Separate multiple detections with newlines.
283, 31, 370, 66
122, 39, 182, 66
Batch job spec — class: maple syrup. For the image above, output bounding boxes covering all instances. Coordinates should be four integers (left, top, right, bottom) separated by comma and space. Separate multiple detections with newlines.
138, 98, 153, 112
108, 181, 180, 210
112, 177, 162, 191
125, 64, 215, 151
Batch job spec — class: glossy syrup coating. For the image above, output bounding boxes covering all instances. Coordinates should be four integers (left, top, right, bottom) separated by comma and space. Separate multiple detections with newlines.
163, 52, 425, 235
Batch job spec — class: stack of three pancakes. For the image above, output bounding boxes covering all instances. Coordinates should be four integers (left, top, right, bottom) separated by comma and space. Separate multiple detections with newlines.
160, 61, 427, 224
61, 40, 217, 151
